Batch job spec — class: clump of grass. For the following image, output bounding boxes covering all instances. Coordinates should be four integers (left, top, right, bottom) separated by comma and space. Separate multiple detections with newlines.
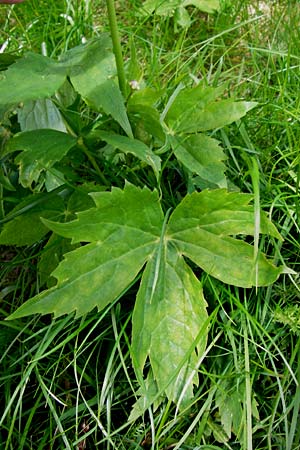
1, 1, 300, 449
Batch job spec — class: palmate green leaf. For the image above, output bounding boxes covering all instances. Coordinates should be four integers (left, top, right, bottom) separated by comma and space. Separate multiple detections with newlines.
98, 131, 161, 179
8, 184, 163, 318
169, 134, 227, 188
4, 130, 77, 188
7, 185, 284, 407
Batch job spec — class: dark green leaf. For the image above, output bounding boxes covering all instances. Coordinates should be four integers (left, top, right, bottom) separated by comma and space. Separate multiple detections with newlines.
98, 131, 161, 179
0, 194, 65, 246
18, 99, 67, 132
5, 129, 77, 188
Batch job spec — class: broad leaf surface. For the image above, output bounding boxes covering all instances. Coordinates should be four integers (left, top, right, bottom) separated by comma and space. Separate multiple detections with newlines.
0, 53, 66, 106
61, 36, 132, 137
7, 185, 284, 405
79, 79, 133, 137
98, 131, 161, 179
5, 129, 77, 188
8, 184, 163, 318
0, 36, 132, 135
18, 99, 67, 132
132, 242, 208, 405
165, 83, 225, 124
165, 84, 257, 134
169, 134, 227, 187
167, 189, 283, 287
141, 0, 219, 15
141, 0, 182, 15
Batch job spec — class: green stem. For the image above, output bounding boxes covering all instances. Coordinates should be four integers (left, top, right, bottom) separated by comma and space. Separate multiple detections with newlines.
106, 0, 127, 98
77, 138, 110, 186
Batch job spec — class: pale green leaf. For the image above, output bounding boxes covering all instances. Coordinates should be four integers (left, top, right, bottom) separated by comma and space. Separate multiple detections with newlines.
215, 378, 244, 439
0, 53, 66, 106
165, 83, 225, 125
98, 131, 161, 179
5, 130, 77, 188
167, 189, 283, 287
60, 35, 115, 84
8, 184, 163, 319
171, 99, 257, 133
165, 83, 257, 133
141, 0, 219, 15
65, 36, 133, 137
132, 242, 208, 405
169, 134, 227, 187
7, 184, 284, 408
141, 0, 181, 15
129, 370, 160, 421
183, 0, 220, 13
174, 6, 191, 28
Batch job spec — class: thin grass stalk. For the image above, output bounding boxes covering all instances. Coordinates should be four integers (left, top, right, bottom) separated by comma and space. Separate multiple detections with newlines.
106, 0, 127, 98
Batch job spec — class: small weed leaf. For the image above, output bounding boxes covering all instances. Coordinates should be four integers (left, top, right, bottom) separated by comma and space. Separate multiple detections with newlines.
165, 84, 257, 134
169, 134, 227, 188
98, 131, 161, 179
4, 129, 77, 188
7, 184, 284, 406
141, 0, 220, 25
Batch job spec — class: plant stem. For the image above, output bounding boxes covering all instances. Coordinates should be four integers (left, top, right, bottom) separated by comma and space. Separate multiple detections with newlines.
106, 0, 127, 98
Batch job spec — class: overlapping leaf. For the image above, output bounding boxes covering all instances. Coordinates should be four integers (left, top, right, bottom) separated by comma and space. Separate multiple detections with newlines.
7, 184, 284, 406
4, 129, 77, 188
0, 193, 65, 246
98, 131, 161, 179
169, 134, 227, 188
0, 36, 132, 135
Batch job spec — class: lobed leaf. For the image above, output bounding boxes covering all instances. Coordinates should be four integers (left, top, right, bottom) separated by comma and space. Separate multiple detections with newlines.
7, 184, 284, 407
167, 189, 283, 287
8, 184, 163, 319
132, 243, 208, 405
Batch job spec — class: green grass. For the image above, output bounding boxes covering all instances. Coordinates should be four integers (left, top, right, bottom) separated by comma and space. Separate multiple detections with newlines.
1, 0, 300, 448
